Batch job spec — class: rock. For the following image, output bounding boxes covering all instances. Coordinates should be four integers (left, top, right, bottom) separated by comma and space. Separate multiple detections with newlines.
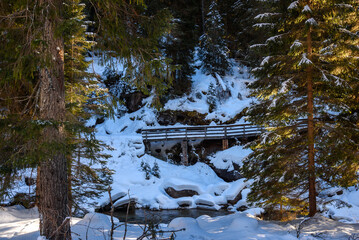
237, 205, 249, 212
227, 190, 242, 205
177, 199, 193, 208
96, 192, 127, 212
113, 197, 137, 212
25, 177, 35, 186
196, 205, 219, 210
195, 199, 215, 207
123, 92, 145, 113
95, 117, 105, 125
165, 187, 199, 199
157, 110, 210, 126
9, 193, 35, 209
336, 189, 343, 195
211, 168, 242, 182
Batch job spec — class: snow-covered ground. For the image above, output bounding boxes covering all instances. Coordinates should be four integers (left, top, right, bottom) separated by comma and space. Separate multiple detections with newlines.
2, 60, 359, 239
164, 61, 253, 122
1, 206, 359, 240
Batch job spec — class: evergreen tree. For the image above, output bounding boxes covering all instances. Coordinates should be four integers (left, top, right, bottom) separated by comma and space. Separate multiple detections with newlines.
0, 0, 172, 238
199, 1, 230, 76
232, 0, 271, 66
146, 0, 202, 96
244, 0, 359, 217
62, 0, 114, 216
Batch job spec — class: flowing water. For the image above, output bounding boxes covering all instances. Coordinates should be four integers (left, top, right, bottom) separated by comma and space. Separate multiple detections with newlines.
109, 208, 232, 224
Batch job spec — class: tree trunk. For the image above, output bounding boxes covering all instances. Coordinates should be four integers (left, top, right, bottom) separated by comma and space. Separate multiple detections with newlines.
36, 0, 71, 239
306, 26, 316, 217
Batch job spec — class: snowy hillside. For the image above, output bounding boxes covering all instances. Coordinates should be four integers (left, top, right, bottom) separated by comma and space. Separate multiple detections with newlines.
1, 60, 359, 240
164, 61, 253, 122
89, 60, 359, 225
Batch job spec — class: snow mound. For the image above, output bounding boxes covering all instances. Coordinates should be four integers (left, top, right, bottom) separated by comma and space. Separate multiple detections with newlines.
227, 213, 258, 230
0, 205, 38, 223
208, 145, 252, 170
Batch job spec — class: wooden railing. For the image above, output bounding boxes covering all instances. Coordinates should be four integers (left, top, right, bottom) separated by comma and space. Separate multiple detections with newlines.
141, 121, 309, 142
141, 123, 265, 142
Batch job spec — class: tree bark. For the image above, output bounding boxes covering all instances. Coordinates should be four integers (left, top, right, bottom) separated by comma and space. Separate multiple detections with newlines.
306, 26, 316, 217
36, 0, 71, 239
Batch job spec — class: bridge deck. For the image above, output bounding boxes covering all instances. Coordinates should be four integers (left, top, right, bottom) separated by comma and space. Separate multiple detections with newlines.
141, 123, 265, 142
141, 121, 308, 142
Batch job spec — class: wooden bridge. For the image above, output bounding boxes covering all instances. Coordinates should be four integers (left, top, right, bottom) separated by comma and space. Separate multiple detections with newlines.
141, 123, 265, 165
141, 121, 308, 165
142, 123, 265, 142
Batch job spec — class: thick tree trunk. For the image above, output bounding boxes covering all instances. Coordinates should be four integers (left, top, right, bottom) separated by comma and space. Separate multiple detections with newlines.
36, 0, 71, 239
306, 26, 316, 217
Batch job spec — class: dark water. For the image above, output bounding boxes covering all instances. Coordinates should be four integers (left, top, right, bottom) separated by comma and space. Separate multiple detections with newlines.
109, 208, 232, 224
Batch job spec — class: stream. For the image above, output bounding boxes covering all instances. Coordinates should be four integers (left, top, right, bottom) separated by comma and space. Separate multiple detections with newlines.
108, 208, 232, 224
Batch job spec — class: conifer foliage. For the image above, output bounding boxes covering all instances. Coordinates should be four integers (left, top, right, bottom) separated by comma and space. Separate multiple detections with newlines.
244, 0, 359, 217
0, 0, 172, 238
199, 0, 231, 76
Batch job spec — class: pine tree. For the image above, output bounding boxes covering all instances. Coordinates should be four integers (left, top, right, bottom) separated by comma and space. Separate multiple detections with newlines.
62, 0, 115, 216
232, 0, 271, 66
199, 0, 230, 76
146, 0, 202, 96
244, 0, 359, 217
0, 0, 172, 238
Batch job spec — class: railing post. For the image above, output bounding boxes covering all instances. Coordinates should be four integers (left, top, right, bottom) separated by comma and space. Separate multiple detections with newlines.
181, 140, 188, 166
222, 126, 228, 150
165, 128, 168, 141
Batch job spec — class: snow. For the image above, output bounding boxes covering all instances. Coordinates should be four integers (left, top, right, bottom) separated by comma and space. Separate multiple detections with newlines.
305, 18, 318, 26
288, 1, 299, 10
298, 53, 313, 66
164, 61, 253, 122
302, 5, 312, 13
208, 145, 252, 170
2, 206, 359, 239
215, 73, 227, 91
223, 179, 249, 202
3, 57, 359, 239
260, 56, 271, 66
290, 40, 302, 50
323, 186, 359, 223
253, 23, 275, 28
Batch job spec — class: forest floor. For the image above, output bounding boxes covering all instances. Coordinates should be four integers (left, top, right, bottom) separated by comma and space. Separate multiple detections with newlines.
1, 61, 359, 239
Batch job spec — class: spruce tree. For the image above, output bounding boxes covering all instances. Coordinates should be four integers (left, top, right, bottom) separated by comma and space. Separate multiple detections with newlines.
146, 0, 202, 96
62, 0, 114, 216
232, 0, 271, 66
199, 0, 231, 76
0, 0, 172, 238
244, 0, 359, 217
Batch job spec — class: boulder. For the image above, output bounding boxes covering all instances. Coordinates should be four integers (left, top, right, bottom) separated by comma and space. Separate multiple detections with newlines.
96, 192, 127, 212
165, 187, 199, 199
177, 199, 193, 208
211, 168, 242, 182
157, 110, 210, 126
227, 191, 242, 205
123, 92, 145, 113
113, 197, 137, 212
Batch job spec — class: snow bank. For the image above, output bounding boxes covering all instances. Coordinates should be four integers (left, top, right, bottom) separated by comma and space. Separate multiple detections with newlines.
208, 145, 252, 170
1, 206, 359, 239
164, 63, 254, 122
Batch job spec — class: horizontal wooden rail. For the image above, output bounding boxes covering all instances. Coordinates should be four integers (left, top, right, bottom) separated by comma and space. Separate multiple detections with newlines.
141, 121, 309, 142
